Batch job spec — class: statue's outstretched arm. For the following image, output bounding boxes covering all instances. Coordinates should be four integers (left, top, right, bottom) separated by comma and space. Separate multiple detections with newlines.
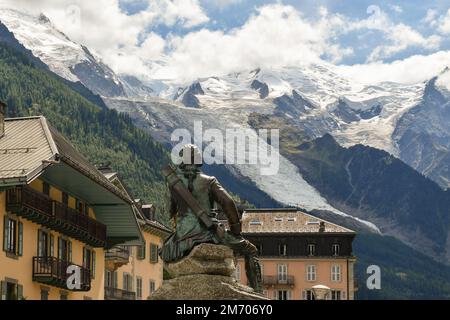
209, 178, 242, 236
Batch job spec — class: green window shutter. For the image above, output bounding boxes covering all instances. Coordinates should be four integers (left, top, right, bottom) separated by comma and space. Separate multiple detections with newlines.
138, 240, 146, 260
50, 235, 54, 257
113, 272, 118, 289
58, 237, 62, 259
3, 216, 9, 252
150, 244, 158, 263
0, 281, 6, 300
92, 250, 96, 278
18, 222, 23, 256
68, 241, 72, 262
17, 284, 23, 300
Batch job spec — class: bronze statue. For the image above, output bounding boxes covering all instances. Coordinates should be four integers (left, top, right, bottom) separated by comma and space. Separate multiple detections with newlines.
160, 144, 262, 292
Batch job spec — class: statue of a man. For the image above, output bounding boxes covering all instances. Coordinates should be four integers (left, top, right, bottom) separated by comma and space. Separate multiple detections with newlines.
160, 144, 262, 292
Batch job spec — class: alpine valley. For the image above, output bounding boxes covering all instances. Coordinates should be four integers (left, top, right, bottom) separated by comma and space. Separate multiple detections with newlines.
1, 7, 450, 299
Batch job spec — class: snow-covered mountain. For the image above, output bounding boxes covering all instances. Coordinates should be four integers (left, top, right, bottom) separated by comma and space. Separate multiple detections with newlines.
0, 8, 125, 97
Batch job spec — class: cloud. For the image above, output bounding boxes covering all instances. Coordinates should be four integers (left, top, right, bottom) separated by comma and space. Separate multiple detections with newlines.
337, 50, 450, 84
438, 9, 450, 34
0, 1, 446, 84
148, 4, 354, 81
368, 23, 441, 62
423, 9, 438, 27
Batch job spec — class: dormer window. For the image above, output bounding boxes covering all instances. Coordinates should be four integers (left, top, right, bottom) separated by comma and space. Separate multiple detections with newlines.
307, 244, 315, 256
279, 244, 287, 256
332, 244, 340, 256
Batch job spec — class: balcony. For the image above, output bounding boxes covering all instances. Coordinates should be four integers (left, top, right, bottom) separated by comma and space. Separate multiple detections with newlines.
105, 246, 130, 271
262, 275, 295, 287
104, 287, 136, 300
32, 256, 91, 291
6, 186, 106, 247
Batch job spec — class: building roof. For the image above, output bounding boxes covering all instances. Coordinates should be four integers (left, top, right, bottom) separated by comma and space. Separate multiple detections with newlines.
242, 208, 355, 234
0, 116, 142, 247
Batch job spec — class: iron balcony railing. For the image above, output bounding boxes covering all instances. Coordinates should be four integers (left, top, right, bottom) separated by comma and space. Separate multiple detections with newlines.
262, 275, 295, 286
6, 186, 106, 247
32, 256, 91, 291
104, 287, 136, 300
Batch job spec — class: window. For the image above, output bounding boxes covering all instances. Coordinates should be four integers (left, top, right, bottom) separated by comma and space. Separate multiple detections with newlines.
275, 290, 291, 300
3, 216, 23, 256
260, 263, 264, 278
123, 273, 133, 292
249, 220, 262, 226
60, 291, 68, 300
38, 230, 53, 257
274, 217, 283, 222
306, 265, 316, 281
303, 290, 315, 300
58, 238, 72, 262
0, 280, 23, 300
40, 288, 49, 300
137, 240, 146, 260
136, 277, 142, 300
62, 192, 69, 205
257, 243, 263, 255
76, 199, 84, 214
331, 290, 341, 300
43, 182, 50, 196
83, 247, 96, 278
331, 264, 341, 282
307, 244, 315, 256
113, 272, 118, 289
332, 244, 340, 256
149, 280, 156, 296
150, 243, 159, 263
235, 264, 241, 281
277, 264, 287, 283
105, 270, 112, 288
278, 244, 287, 256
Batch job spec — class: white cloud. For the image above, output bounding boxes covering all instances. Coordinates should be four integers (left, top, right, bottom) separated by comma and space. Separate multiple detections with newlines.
0, 1, 445, 84
344, 5, 442, 62
149, 4, 354, 81
423, 8, 438, 26
337, 50, 450, 84
368, 23, 441, 62
438, 9, 450, 34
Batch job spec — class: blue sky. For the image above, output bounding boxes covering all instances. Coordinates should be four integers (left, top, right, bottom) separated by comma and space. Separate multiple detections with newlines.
117, 0, 450, 65
3, 0, 449, 81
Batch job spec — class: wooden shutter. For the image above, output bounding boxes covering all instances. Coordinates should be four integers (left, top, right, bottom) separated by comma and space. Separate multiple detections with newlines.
18, 222, 23, 256
302, 290, 306, 300
37, 230, 42, 256
113, 272, 118, 289
58, 237, 62, 259
68, 241, 72, 262
150, 243, 157, 263
3, 216, 9, 252
92, 250, 96, 278
17, 284, 23, 300
50, 235, 54, 257
0, 281, 6, 300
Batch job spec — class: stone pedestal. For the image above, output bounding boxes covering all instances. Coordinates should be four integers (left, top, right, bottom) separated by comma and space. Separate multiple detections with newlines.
150, 243, 267, 300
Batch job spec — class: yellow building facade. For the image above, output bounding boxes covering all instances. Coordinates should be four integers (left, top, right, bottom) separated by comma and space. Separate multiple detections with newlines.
0, 113, 143, 300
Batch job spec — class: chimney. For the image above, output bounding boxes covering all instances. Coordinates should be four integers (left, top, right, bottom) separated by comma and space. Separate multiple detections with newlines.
319, 221, 325, 232
0, 101, 6, 138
